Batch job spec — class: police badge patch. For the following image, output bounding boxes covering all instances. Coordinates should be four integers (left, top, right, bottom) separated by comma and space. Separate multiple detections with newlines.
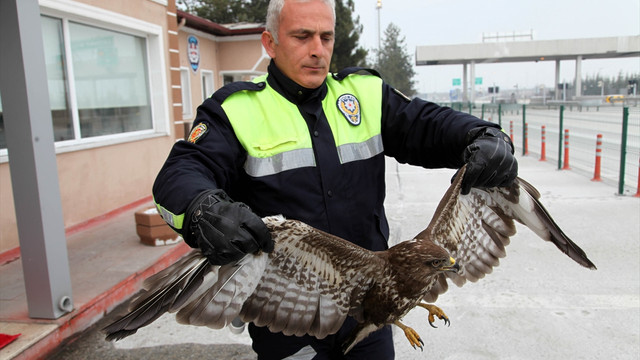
337, 94, 361, 126
187, 123, 208, 143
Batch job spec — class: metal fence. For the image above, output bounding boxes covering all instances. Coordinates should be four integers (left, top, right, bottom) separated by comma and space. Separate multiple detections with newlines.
441, 102, 640, 195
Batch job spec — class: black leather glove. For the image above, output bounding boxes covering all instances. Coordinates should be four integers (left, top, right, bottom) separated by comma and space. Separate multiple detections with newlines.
184, 189, 273, 265
460, 127, 518, 195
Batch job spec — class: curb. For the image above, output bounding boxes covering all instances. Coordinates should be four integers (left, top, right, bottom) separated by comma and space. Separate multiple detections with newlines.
12, 242, 191, 360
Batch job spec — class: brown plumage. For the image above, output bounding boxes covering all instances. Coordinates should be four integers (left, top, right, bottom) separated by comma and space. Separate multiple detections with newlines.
103, 165, 596, 353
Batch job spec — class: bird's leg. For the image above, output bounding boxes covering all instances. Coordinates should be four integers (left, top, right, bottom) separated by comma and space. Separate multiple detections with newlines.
393, 320, 424, 351
417, 302, 450, 328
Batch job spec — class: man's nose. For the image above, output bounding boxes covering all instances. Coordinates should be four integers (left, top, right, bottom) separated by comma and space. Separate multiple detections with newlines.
309, 36, 323, 57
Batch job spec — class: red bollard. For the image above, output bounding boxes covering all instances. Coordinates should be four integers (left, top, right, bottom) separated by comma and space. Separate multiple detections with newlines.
634, 158, 640, 197
540, 125, 546, 161
592, 134, 603, 181
524, 123, 529, 156
509, 121, 514, 143
562, 129, 571, 170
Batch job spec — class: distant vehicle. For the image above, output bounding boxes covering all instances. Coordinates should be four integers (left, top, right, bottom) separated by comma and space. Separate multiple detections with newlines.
605, 95, 625, 103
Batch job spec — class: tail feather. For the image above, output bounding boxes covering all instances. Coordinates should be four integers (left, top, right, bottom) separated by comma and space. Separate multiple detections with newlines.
341, 323, 381, 354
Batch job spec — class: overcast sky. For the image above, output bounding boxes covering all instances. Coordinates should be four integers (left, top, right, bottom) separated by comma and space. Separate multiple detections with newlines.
352, 0, 640, 94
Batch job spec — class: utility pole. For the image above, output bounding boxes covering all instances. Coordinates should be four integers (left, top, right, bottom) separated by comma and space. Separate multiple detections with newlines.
376, 0, 382, 52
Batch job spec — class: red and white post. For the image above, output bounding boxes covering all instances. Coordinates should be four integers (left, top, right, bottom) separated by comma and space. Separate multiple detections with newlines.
634, 157, 640, 197
592, 134, 603, 181
524, 123, 529, 156
539, 125, 546, 161
509, 121, 514, 143
562, 129, 571, 170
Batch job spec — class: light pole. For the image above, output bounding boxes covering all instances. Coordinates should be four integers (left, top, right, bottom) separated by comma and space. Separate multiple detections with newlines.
376, 0, 382, 53
598, 80, 604, 97
597, 68, 604, 97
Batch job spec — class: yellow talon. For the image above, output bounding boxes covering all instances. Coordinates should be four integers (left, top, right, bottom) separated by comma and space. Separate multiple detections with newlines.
418, 303, 451, 328
394, 320, 424, 351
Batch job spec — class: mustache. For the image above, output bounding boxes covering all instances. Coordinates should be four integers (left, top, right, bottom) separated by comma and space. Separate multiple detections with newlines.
302, 61, 327, 69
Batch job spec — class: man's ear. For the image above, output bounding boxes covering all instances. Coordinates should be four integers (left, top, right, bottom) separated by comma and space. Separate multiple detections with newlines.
261, 31, 276, 58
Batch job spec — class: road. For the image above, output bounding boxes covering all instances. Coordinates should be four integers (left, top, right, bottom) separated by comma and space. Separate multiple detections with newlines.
50, 156, 640, 360
486, 105, 640, 193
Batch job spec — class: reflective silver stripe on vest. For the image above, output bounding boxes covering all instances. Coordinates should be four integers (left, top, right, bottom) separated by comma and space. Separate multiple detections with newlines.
245, 147, 316, 177
337, 134, 384, 164
244, 135, 383, 177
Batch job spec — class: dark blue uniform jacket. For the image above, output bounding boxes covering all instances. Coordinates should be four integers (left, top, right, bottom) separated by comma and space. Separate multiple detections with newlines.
153, 61, 496, 252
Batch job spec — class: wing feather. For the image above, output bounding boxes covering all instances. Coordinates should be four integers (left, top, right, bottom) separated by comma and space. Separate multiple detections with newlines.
103, 251, 210, 341
497, 177, 596, 269
239, 216, 382, 339
176, 252, 268, 328
419, 165, 596, 303
105, 216, 381, 341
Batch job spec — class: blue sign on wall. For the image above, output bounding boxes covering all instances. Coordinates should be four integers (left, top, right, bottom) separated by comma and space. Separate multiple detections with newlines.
187, 35, 199, 72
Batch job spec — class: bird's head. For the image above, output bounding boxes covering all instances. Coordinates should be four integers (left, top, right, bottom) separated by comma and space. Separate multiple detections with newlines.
428, 255, 459, 274
387, 239, 460, 283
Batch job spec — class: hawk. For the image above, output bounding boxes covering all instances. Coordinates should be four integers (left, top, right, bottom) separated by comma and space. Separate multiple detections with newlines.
103, 166, 596, 353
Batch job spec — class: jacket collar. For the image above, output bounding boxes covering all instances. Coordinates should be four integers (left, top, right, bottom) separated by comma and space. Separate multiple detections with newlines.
266, 60, 327, 104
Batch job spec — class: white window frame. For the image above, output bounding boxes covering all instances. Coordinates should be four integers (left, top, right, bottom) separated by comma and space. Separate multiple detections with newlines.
0, 0, 170, 160
180, 67, 193, 119
201, 70, 215, 102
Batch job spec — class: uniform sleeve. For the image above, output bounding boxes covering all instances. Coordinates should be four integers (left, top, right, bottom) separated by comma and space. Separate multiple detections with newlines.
381, 83, 500, 169
152, 97, 246, 235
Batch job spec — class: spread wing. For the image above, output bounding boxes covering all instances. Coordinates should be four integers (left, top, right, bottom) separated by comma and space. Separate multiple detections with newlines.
238, 216, 381, 338
418, 165, 597, 303
103, 215, 382, 341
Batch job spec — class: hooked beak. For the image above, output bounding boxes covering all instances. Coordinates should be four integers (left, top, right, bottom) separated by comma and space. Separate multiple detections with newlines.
440, 257, 460, 273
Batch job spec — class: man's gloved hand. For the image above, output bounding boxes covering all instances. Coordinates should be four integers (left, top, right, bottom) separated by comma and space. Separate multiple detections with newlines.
184, 189, 273, 265
460, 127, 518, 195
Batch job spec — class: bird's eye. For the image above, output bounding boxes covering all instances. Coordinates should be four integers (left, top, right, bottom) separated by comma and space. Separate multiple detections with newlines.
430, 260, 443, 268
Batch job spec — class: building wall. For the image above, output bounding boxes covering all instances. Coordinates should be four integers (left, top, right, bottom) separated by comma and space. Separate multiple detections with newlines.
177, 30, 267, 130
0, 0, 268, 254
178, 29, 221, 124
0, 165, 18, 251
0, 0, 177, 253
218, 39, 267, 71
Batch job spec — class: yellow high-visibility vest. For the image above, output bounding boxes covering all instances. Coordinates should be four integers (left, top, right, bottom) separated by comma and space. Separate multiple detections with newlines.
222, 73, 384, 177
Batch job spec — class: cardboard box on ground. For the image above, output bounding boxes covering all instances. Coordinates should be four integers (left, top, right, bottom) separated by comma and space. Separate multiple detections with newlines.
134, 208, 182, 246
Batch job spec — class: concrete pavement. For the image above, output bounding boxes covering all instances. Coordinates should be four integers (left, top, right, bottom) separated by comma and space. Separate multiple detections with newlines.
7, 155, 640, 359
385, 156, 639, 359
0, 202, 192, 360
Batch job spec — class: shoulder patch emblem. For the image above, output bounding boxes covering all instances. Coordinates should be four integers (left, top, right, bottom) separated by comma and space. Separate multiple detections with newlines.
187, 123, 208, 143
337, 93, 361, 126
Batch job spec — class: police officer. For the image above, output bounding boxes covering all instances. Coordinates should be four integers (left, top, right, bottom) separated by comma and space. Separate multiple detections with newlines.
152, 0, 517, 358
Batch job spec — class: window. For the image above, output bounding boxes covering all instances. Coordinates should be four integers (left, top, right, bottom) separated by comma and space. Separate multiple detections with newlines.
1, 5, 168, 155
180, 68, 192, 118
201, 70, 214, 102
223, 75, 235, 85
69, 21, 152, 138
42, 16, 73, 142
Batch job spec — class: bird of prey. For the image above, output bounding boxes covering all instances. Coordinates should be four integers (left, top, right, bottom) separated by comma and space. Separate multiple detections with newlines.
103, 165, 596, 354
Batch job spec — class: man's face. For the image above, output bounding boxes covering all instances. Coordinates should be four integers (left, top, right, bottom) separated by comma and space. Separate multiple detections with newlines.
262, 0, 335, 89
